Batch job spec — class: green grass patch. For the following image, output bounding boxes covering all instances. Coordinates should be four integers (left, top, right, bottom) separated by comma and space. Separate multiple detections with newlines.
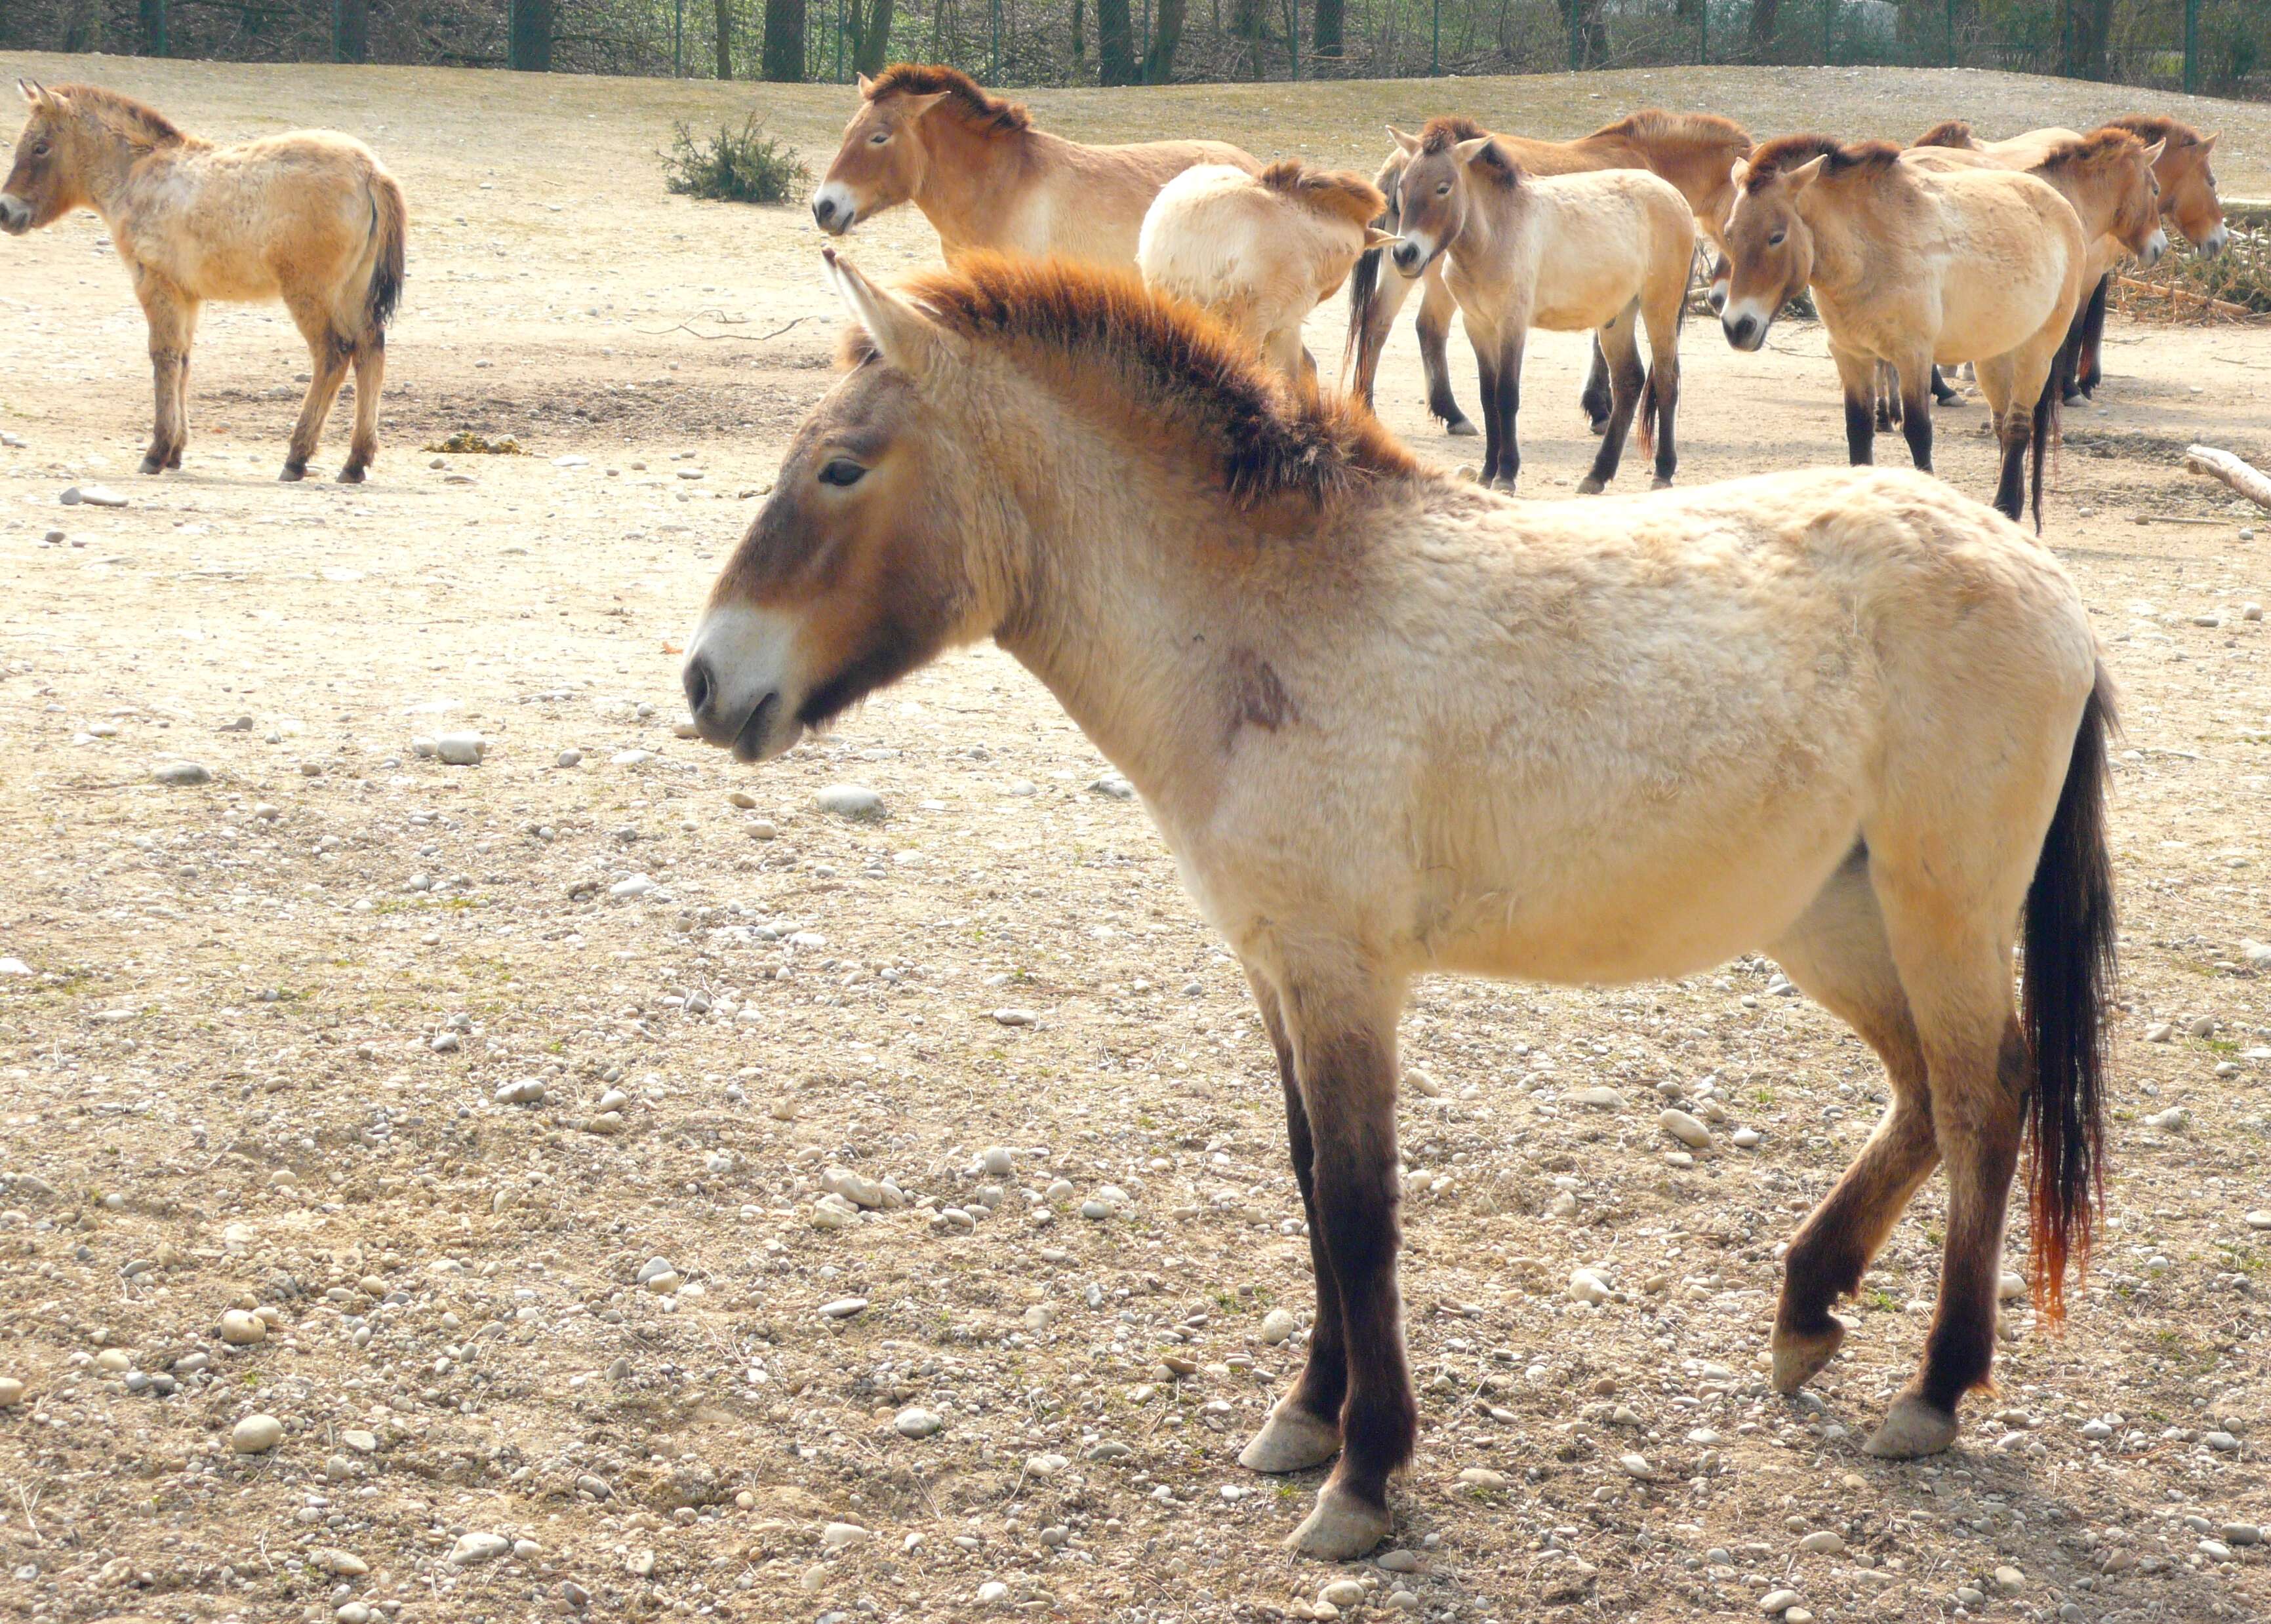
663, 115, 809, 207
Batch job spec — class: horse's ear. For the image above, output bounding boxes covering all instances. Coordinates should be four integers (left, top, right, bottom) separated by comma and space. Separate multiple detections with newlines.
1363, 226, 1399, 248
2138, 138, 2166, 167
823, 249, 948, 378
1782, 154, 1829, 193
1729, 158, 1750, 191
856, 71, 875, 94
1452, 135, 1497, 168
1386, 125, 1420, 157
2196, 131, 2219, 155
18, 79, 43, 108
899, 90, 950, 122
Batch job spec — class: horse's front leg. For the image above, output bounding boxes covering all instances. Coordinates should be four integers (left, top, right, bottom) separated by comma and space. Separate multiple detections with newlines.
1415, 266, 1476, 436
1272, 964, 1411, 1560
1486, 325, 1525, 493
1895, 350, 1935, 473
1236, 976, 1349, 1476
133, 273, 198, 475
1832, 345, 1878, 467
1579, 332, 1612, 435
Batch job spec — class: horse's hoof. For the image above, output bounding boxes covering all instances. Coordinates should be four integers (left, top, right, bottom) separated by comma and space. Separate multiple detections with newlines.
1575, 475, 1607, 496
139, 456, 165, 475
279, 463, 308, 483
1443, 418, 1478, 438
338, 465, 367, 485
1649, 475, 1674, 491
1587, 417, 1609, 437
2062, 390, 2086, 408
1283, 1482, 1392, 1560
1863, 1393, 1959, 1459
1769, 1317, 1846, 1393
1239, 1402, 1342, 1474
1487, 473, 1518, 494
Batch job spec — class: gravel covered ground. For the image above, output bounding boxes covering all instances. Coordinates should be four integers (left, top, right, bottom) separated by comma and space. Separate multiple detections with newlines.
1, 51, 2270, 1624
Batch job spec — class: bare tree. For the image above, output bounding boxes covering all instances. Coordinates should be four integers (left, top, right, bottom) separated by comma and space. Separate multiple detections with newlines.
1098, 0, 1137, 83
510, 0, 554, 69
763, 0, 806, 79
1142, 0, 1189, 79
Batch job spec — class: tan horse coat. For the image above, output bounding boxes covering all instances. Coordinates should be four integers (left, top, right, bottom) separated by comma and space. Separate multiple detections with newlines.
683, 252, 2116, 1560
812, 64, 1256, 266
1138, 161, 1391, 387
1, 80, 405, 481
1721, 136, 2083, 528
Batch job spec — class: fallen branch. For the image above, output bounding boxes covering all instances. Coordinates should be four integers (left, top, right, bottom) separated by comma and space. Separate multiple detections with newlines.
635, 316, 811, 343
2115, 276, 2258, 319
2183, 444, 2271, 512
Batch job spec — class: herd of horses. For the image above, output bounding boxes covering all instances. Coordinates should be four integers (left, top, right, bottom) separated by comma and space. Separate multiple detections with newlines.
1, 65, 2198, 1559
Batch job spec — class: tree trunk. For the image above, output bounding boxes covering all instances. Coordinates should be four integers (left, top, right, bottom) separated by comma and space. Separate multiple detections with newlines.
138, 0, 165, 55
1313, 0, 1342, 56
1097, 0, 1136, 83
1748, 0, 1779, 57
64, 0, 101, 52
716, 0, 735, 76
2060, 0, 2114, 80
848, 0, 896, 73
510, 0, 554, 69
1141, 0, 1187, 79
1072, 0, 1087, 69
336, 0, 369, 62
763, 0, 807, 79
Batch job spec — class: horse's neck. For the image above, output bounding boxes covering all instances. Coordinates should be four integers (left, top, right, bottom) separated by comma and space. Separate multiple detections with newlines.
2041, 167, 2113, 237
913, 122, 1030, 254
70, 125, 159, 220
1800, 186, 1874, 295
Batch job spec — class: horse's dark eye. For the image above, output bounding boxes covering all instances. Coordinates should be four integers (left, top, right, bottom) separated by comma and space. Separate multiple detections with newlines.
31, 140, 48, 157
1767, 229, 1786, 247
818, 458, 866, 488
1435, 183, 1451, 196
869, 131, 889, 145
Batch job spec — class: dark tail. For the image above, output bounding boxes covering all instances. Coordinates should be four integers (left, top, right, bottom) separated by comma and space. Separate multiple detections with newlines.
2028, 337, 2068, 534
366, 169, 408, 334
1339, 156, 1402, 403
2075, 273, 2110, 397
1635, 287, 1687, 458
2021, 663, 2118, 1322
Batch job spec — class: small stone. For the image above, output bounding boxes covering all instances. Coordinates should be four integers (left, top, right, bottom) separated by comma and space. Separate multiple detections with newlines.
977, 1580, 1011, 1607
0, 1377, 25, 1406
2221, 1523, 2261, 1545
1456, 1467, 1506, 1490
1320, 1580, 1366, 1609
557, 749, 583, 768
433, 732, 486, 766
992, 1008, 1037, 1027
609, 875, 657, 899
1571, 1086, 1625, 1110
1796, 1530, 1844, 1555
1405, 1066, 1443, 1098
811, 1193, 860, 1229
820, 1166, 885, 1209
1998, 1271, 2028, 1301
0, 959, 29, 977
342, 1429, 378, 1454
1730, 1127, 1762, 1149
1758, 1591, 1801, 1616
2144, 1021, 2174, 1042
2248, 1211, 2271, 1231
981, 1145, 1015, 1177
493, 1078, 545, 1105
816, 784, 884, 820
1617, 1452, 1655, 1479
1993, 1566, 2025, 1594
1568, 1268, 1613, 1306
819, 1296, 869, 1319
2199, 1539, 2234, 1562
62, 483, 128, 507
1260, 1307, 1298, 1345
218, 1309, 268, 1346
447, 1532, 510, 1566
895, 1406, 944, 1438
822, 1522, 870, 1550
1659, 1109, 1712, 1149
231, 1414, 285, 1454
152, 761, 212, 786
1378, 1549, 1420, 1574
315, 1549, 370, 1577
2203, 1430, 2240, 1451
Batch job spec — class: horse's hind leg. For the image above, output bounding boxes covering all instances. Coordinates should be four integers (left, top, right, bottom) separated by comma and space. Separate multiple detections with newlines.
133, 275, 197, 475
1874, 359, 1899, 433
1237, 974, 1350, 1476
2072, 274, 2110, 401
341, 328, 386, 483
1415, 268, 1476, 436
1765, 850, 1939, 1393
1832, 345, 1878, 467
1931, 364, 1963, 406
281, 294, 353, 483
1577, 307, 1644, 495
1580, 334, 1612, 435
1893, 349, 1935, 473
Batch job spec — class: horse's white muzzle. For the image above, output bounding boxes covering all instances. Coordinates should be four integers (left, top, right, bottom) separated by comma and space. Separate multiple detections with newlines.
811, 181, 858, 236
0, 195, 30, 235
681, 603, 807, 764
2139, 228, 2168, 269
1705, 279, 1729, 316
2200, 222, 2229, 258
1388, 233, 1435, 279
1720, 296, 1775, 353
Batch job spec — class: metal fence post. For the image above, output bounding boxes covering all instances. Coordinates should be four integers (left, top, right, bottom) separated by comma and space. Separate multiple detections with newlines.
1819, 0, 1833, 64
993, 0, 1002, 79
1432, 0, 1440, 74
1944, 0, 1955, 66
2183, 0, 2199, 93
157, 0, 169, 54
673, 0, 684, 74
1699, 0, 1707, 66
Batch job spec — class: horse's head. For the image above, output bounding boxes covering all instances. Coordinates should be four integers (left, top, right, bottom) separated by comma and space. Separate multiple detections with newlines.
685, 253, 988, 764
1383, 121, 1516, 279
2156, 130, 2226, 256
1, 81, 88, 236
2100, 133, 2169, 269
811, 73, 950, 237
1718, 148, 1825, 352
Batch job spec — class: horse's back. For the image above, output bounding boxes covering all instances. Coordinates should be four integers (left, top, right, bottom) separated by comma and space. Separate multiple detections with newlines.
1524, 170, 1693, 321
1921, 168, 2084, 357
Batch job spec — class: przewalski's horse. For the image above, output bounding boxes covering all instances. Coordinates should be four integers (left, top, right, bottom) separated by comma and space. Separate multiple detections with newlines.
0, 81, 405, 482
1360, 120, 1692, 494
1917, 114, 2226, 402
1721, 136, 2083, 530
683, 250, 2116, 1558
811, 63, 1258, 267
1346, 108, 1750, 435
1896, 126, 2167, 422
1138, 161, 1394, 392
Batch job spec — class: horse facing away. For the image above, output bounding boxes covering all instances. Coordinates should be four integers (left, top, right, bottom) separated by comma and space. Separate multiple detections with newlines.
1362, 119, 1692, 493
1721, 136, 2083, 530
1916, 115, 2226, 403
683, 250, 2117, 1561
811, 64, 1258, 267
1138, 161, 1394, 391
0, 81, 405, 482
1346, 108, 1750, 435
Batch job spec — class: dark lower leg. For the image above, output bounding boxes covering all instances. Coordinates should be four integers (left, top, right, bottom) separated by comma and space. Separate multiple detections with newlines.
343, 332, 385, 481
1875, 365, 1898, 433
1931, 364, 1960, 406
1580, 334, 1612, 433
1991, 416, 2029, 521
143, 348, 186, 473
1906, 1025, 2027, 1416
285, 330, 352, 479
1473, 348, 1502, 484
1778, 1105, 1939, 1340
1276, 1052, 1348, 1426
2076, 275, 2109, 397
1580, 338, 1645, 492
1489, 339, 1523, 489
1417, 283, 1471, 433
1652, 361, 1679, 484
1844, 391, 1876, 466
1900, 380, 1933, 471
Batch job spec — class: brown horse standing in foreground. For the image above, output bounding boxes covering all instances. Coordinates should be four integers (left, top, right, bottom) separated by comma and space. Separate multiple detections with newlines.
684, 250, 2116, 1560
1917, 114, 2227, 402
1347, 108, 1750, 434
0, 81, 405, 482
811, 64, 1257, 266
1721, 136, 2083, 529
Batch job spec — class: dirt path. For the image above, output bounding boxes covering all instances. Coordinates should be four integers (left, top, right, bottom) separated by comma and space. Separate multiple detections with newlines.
0, 52, 2268, 1624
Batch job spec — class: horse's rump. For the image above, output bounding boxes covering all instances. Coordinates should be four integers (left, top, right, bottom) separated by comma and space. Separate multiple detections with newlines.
1913, 119, 1979, 149
1259, 161, 1386, 231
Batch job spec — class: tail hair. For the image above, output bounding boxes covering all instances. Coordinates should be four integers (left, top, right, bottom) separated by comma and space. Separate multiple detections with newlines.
1339, 161, 1401, 401
367, 169, 408, 334
2021, 663, 2118, 1322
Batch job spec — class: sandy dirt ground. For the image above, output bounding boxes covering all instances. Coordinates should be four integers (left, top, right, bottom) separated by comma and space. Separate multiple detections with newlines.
2, 51, 2270, 1624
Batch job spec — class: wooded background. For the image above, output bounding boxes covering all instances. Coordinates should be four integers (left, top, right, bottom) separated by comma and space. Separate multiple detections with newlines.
4, 0, 2263, 98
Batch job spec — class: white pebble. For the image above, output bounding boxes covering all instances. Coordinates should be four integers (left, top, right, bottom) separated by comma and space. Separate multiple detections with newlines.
231, 1414, 285, 1454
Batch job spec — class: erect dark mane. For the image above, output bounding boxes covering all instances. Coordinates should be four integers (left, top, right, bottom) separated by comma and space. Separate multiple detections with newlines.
864, 63, 1030, 134
1592, 108, 1752, 148
2039, 126, 2149, 170
2105, 112, 2201, 149
1260, 160, 1385, 229
50, 83, 189, 148
839, 256, 1416, 506
1913, 119, 1978, 149
1744, 134, 1899, 184
1416, 115, 1488, 155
